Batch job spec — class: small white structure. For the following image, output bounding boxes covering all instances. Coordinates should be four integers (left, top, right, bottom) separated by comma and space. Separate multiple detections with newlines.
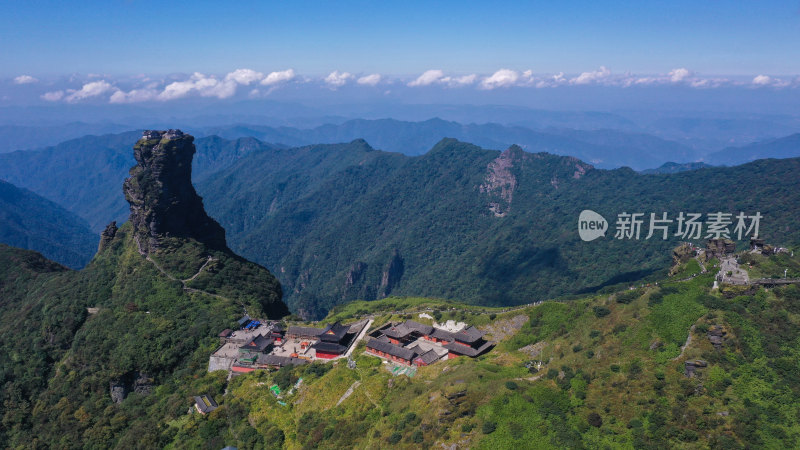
434, 320, 466, 333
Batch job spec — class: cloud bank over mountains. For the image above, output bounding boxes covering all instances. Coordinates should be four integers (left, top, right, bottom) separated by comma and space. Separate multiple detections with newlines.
6, 66, 798, 105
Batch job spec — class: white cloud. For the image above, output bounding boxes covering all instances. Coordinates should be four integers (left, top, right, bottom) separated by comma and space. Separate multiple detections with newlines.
41, 90, 64, 101
225, 68, 264, 85
357, 73, 382, 86
64, 80, 115, 102
751, 74, 790, 88
158, 78, 196, 100
157, 72, 237, 100
261, 69, 295, 86
570, 66, 612, 85
669, 68, 692, 83
629, 76, 659, 86
13, 75, 38, 84
752, 75, 772, 86
408, 69, 445, 87
536, 72, 567, 88
109, 88, 159, 104
324, 70, 353, 88
481, 69, 520, 89
447, 74, 478, 86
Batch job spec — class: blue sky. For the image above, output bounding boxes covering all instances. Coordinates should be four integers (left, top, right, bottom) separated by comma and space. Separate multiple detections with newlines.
1, 1, 799, 109
2, 0, 799, 76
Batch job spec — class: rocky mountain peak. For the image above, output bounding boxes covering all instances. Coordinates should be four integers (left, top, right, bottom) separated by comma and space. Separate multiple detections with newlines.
123, 130, 227, 255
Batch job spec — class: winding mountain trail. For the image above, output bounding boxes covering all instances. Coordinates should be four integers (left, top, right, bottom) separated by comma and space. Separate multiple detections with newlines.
183, 256, 215, 282
335, 381, 361, 407
136, 237, 240, 308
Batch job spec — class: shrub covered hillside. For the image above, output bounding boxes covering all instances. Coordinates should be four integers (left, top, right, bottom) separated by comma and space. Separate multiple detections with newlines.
0, 222, 288, 447
162, 256, 800, 448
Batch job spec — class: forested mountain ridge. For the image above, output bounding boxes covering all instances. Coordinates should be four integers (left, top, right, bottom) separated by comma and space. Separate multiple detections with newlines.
199, 139, 800, 319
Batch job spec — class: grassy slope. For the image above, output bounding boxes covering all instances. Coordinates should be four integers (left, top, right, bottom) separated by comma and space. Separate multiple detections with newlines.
166, 252, 800, 449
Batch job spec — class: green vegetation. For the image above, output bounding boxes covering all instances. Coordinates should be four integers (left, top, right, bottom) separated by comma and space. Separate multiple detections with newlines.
141, 270, 799, 448
0, 220, 286, 448
740, 251, 800, 279
3, 237, 800, 448
198, 139, 800, 318
2, 133, 799, 319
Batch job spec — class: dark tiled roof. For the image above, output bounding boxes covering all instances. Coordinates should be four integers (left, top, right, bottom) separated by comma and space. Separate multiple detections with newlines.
311, 341, 348, 354
452, 326, 484, 344
237, 315, 251, 326
384, 320, 435, 339
404, 320, 434, 335
444, 340, 494, 357
239, 334, 274, 352
194, 395, 218, 414
430, 328, 455, 341
383, 323, 414, 339
257, 354, 308, 367
414, 349, 440, 365
319, 322, 349, 342
347, 320, 369, 334
218, 329, 233, 338
287, 326, 325, 337
366, 338, 416, 361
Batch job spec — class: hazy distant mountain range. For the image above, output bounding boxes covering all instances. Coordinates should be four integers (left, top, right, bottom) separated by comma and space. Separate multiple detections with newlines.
706, 133, 800, 166
0, 179, 96, 268
639, 161, 713, 174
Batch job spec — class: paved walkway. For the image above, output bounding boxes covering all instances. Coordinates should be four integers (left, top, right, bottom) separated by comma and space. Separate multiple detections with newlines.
718, 257, 749, 285
335, 381, 360, 406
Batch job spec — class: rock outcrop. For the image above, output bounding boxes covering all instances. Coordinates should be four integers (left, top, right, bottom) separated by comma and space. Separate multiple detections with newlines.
705, 238, 735, 260
109, 371, 154, 403
669, 242, 696, 275
123, 130, 227, 255
98, 221, 118, 252
480, 145, 525, 217
380, 249, 404, 298
707, 325, 727, 350
684, 359, 707, 378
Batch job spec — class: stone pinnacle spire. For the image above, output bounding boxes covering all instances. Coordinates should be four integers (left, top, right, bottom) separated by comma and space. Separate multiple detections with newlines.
123, 130, 227, 255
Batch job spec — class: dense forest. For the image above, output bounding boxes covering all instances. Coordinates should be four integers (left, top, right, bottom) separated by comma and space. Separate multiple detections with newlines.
199, 139, 800, 318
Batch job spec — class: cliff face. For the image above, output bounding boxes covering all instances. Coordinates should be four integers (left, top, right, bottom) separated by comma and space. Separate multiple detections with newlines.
124, 130, 227, 255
